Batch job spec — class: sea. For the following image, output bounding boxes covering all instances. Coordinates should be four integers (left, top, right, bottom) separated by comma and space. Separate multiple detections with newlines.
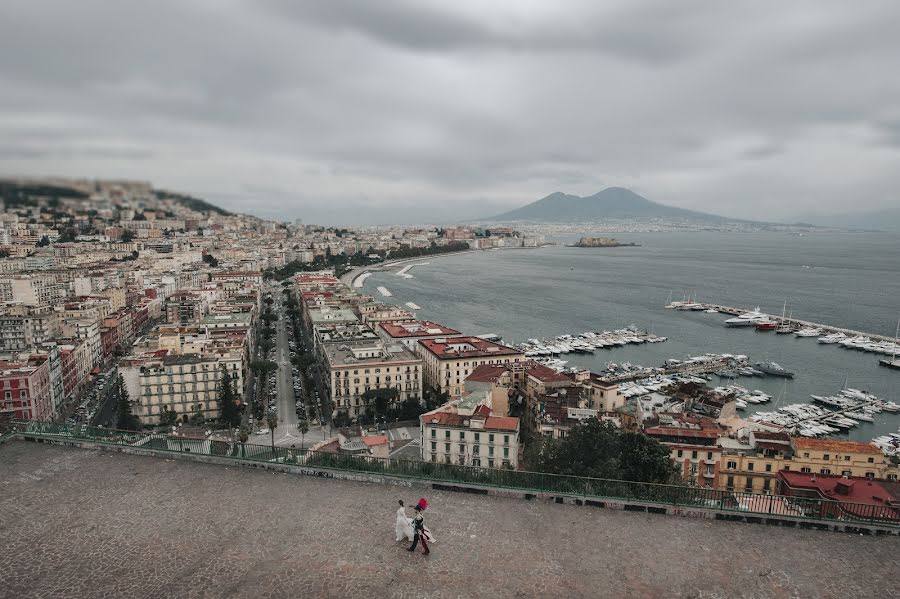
361, 231, 900, 442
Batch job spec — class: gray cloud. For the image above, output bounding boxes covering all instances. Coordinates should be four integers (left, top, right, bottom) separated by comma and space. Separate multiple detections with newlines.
1, 0, 899, 224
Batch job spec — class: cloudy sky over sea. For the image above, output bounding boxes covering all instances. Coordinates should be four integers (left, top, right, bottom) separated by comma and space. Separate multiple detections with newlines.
1, 1, 899, 224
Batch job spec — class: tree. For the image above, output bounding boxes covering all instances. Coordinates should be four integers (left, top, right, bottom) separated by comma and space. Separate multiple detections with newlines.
267, 413, 279, 458
202, 253, 218, 267
217, 367, 241, 429
264, 296, 274, 307
159, 408, 178, 427
115, 374, 140, 431
36, 235, 50, 247
526, 419, 676, 484
298, 421, 309, 449
361, 387, 399, 423
239, 425, 250, 458
121, 229, 135, 243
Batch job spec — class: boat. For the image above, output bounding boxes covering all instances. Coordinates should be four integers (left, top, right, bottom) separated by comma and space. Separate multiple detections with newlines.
795, 327, 823, 337
882, 401, 900, 413
879, 319, 900, 370
724, 308, 768, 327
754, 321, 777, 331
753, 361, 795, 378
818, 332, 847, 344
775, 324, 794, 334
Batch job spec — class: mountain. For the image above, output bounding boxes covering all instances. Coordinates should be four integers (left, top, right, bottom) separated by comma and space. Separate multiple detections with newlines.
483, 187, 731, 223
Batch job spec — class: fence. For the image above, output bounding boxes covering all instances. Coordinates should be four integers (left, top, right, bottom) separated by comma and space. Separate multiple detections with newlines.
3, 419, 898, 528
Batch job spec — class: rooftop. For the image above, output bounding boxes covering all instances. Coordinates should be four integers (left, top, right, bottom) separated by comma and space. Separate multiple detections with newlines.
378, 320, 460, 338
1, 442, 896, 598
418, 336, 523, 360
792, 437, 882, 455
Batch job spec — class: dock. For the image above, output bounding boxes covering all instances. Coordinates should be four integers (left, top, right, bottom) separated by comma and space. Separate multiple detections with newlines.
601, 356, 748, 384
667, 301, 899, 344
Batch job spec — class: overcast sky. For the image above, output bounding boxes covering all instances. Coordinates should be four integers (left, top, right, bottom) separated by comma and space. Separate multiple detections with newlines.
1, 1, 899, 224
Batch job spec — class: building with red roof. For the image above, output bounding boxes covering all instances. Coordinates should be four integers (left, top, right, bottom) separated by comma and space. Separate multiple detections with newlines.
376, 320, 461, 351
416, 336, 524, 399
777, 471, 900, 523
419, 389, 520, 469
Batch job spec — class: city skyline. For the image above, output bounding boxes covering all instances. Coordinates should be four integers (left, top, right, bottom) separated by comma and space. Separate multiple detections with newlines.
1, 1, 899, 224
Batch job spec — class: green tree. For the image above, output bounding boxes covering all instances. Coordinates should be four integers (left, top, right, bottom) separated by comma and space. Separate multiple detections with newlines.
121, 229, 135, 243
217, 366, 241, 429
115, 374, 140, 431
36, 235, 50, 247
159, 408, 178, 427
527, 419, 676, 484
361, 387, 399, 421
298, 421, 309, 448
239, 425, 250, 458
267, 413, 279, 458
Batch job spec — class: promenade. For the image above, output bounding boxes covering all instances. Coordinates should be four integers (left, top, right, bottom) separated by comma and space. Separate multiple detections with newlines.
1, 442, 897, 599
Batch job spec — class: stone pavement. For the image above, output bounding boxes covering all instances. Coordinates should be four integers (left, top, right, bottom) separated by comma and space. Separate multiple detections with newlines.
0, 441, 898, 599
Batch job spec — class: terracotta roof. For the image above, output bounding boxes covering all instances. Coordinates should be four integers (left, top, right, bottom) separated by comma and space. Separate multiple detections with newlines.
361, 435, 389, 446
753, 431, 792, 442
525, 363, 572, 383
418, 337, 522, 360
466, 364, 510, 383
778, 471, 899, 507
379, 320, 460, 338
644, 427, 720, 439
792, 437, 882, 454
421, 411, 519, 432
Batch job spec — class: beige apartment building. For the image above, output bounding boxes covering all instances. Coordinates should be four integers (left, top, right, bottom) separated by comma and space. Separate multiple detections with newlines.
322, 340, 423, 421
416, 337, 524, 399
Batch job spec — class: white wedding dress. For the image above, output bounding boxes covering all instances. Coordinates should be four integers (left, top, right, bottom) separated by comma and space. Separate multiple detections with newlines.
395, 506, 435, 543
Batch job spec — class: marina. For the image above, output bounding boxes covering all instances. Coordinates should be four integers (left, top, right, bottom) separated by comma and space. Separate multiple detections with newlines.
667, 300, 900, 362
512, 328, 667, 358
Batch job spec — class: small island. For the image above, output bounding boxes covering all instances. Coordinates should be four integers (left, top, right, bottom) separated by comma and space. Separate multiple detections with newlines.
570, 236, 640, 248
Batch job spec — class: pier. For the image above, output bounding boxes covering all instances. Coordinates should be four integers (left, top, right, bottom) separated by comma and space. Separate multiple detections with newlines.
667, 301, 899, 344
601, 355, 748, 384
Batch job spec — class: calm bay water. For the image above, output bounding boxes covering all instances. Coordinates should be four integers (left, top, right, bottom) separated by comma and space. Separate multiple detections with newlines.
362, 231, 900, 441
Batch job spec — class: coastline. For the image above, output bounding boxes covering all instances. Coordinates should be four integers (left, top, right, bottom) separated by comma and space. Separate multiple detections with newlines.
340, 245, 547, 289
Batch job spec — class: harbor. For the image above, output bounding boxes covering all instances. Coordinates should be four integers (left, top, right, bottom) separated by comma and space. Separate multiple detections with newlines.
511, 328, 667, 358
666, 300, 900, 361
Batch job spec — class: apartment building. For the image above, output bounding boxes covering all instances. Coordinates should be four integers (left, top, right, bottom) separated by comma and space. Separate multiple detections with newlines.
0, 355, 52, 420
120, 353, 244, 424
417, 337, 524, 398
376, 320, 461, 352
165, 291, 207, 324
0, 303, 60, 351
322, 340, 423, 421
419, 391, 520, 468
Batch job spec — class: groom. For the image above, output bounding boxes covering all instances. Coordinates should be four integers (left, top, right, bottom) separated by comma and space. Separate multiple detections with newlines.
407, 498, 430, 556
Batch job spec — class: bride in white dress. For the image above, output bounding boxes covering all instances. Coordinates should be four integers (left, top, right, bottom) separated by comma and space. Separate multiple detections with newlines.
394, 499, 434, 543
395, 500, 415, 542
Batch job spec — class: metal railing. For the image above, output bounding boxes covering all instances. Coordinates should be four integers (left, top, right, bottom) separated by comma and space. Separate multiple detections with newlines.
3, 419, 898, 528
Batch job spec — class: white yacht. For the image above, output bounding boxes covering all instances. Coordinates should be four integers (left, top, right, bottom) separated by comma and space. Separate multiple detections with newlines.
724, 308, 768, 327
817, 332, 847, 344
795, 327, 823, 337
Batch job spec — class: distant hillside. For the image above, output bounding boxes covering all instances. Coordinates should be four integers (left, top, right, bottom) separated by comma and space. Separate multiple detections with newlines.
484, 187, 732, 223
0, 180, 88, 207
154, 190, 231, 216
794, 208, 900, 232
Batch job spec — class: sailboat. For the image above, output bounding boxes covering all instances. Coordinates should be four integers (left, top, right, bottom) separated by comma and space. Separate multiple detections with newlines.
775, 302, 793, 334
879, 318, 900, 370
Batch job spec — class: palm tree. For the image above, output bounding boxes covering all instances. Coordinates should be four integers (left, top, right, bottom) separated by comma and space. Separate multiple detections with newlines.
267, 413, 278, 458
298, 421, 309, 449
239, 425, 249, 458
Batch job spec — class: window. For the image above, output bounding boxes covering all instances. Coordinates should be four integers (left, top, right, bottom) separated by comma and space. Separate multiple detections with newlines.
473, 445, 480, 455
444, 443, 450, 453
762, 479, 771, 492
865, 472, 875, 480
727, 461, 737, 470
867, 457, 875, 463
444, 431, 450, 440
431, 442, 436, 451
489, 434, 494, 444
691, 450, 697, 460
842, 470, 852, 477
677, 449, 683, 458
820, 468, 831, 475
504, 435, 510, 445
430, 430, 436, 439
800, 467, 811, 474
823, 454, 830, 461
726, 476, 735, 490
765, 464, 772, 472
474, 433, 480, 442
747, 462, 754, 471
844, 456, 851, 461
503, 447, 509, 458
459, 431, 465, 441
803, 453, 809, 458
744, 478, 753, 492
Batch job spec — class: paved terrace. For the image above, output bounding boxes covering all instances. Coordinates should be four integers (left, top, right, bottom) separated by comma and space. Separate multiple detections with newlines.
0, 441, 897, 599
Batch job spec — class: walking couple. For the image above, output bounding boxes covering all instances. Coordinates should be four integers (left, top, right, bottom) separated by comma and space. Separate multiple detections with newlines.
395, 498, 435, 555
